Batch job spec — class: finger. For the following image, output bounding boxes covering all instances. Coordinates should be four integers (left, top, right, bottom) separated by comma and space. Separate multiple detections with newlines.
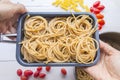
6, 14, 19, 34
10, 14, 19, 28
83, 66, 98, 80
14, 3, 27, 14
100, 40, 118, 55
9, 26, 16, 33
6, 19, 16, 33
0, 21, 8, 33
6, 30, 11, 34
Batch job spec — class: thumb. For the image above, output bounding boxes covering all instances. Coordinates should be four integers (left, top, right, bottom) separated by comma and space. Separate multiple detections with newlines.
100, 40, 117, 55
14, 3, 27, 14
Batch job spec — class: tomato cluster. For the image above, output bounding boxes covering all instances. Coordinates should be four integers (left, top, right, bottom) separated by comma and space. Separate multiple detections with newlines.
90, 1, 105, 30
17, 66, 50, 80
17, 66, 67, 80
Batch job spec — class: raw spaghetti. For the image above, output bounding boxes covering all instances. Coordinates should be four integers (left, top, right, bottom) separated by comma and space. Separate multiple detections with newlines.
76, 67, 94, 80
21, 15, 99, 64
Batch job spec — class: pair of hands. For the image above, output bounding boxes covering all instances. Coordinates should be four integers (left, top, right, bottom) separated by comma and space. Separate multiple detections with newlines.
1, 0, 120, 80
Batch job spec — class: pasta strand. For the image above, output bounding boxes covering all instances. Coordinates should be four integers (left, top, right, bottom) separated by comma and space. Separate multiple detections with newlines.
21, 15, 99, 64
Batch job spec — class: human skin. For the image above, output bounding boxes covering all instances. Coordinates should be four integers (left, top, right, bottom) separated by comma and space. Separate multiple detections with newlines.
0, 0, 26, 33
84, 41, 120, 80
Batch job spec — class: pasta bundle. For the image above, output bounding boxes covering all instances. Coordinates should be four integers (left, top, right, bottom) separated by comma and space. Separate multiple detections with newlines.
76, 67, 94, 80
21, 15, 98, 64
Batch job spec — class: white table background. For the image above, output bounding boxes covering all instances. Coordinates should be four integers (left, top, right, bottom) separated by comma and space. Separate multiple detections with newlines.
0, 0, 120, 80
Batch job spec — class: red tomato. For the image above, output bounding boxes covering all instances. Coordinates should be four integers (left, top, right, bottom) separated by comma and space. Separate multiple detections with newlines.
39, 73, 46, 78
61, 68, 67, 75
98, 25, 103, 30
37, 66, 42, 72
34, 71, 39, 78
20, 75, 28, 80
94, 8, 100, 14
90, 7, 94, 12
96, 13, 104, 19
46, 66, 51, 72
17, 69, 22, 76
97, 5, 105, 11
24, 70, 33, 77
93, 1, 100, 8
98, 19, 105, 25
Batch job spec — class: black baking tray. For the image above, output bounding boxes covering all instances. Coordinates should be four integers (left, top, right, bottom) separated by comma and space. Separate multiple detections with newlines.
16, 12, 100, 66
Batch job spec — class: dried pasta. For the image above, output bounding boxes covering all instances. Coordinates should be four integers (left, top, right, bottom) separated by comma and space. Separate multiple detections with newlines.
76, 67, 94, 80
21, 14, 99, 64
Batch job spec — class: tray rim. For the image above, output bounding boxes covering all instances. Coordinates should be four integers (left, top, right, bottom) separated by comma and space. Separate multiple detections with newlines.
16, 12, 100, 67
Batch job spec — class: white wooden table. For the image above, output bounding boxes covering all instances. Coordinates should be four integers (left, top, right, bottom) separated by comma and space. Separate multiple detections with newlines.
0, 0, 120, 80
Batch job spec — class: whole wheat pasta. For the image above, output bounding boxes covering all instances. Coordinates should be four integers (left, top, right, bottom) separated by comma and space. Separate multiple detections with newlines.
21, 14, 99, 64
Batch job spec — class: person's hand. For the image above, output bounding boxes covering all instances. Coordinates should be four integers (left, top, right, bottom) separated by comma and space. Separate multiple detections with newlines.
84, 41, 120, 80
0, 0, 26, 33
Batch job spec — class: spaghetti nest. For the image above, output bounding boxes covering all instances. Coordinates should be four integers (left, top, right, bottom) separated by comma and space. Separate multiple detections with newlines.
21, 15, 99, 64
76, 67, 94, 80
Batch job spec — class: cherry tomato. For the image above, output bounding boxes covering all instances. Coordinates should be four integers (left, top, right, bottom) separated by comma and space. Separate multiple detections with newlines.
93, 1, 100, 8
97, 5, 105, 11
34, 71, 39, 78
98, 25, 103, 30
96, 13, 104, 19
46, 66, 51, 72
24, 70, 33, 77
17, 69, 22, 76
37, 66, 42, 72
98, 19, 105, 25
20, 75, 28, 80
90, 7, 94, 12
61, 68, 67, 75
94, 8, 100, 14
39, 73, 46, 78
